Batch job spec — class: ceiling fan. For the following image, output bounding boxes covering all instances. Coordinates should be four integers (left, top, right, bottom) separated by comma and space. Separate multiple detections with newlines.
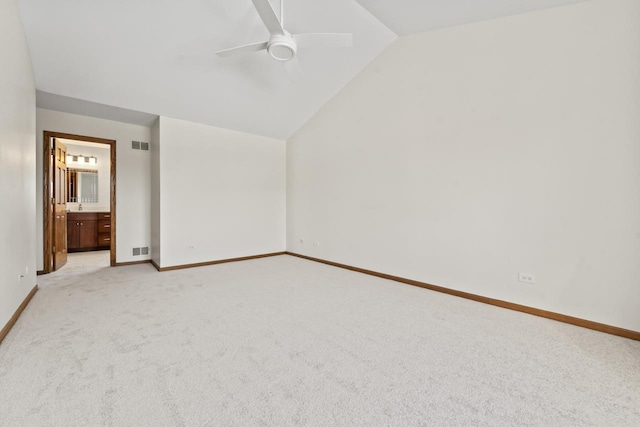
215, 0, 353, 79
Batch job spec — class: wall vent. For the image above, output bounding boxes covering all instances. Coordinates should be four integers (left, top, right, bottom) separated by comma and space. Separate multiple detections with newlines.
132, 247, 149, 256
140, 142, 149, 151
132, 140, 141, 150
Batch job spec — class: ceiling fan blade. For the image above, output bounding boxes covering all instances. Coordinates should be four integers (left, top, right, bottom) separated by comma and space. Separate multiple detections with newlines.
293, 33, 353, 49
283, 58, 303, 82
215, 41, 268, 58
251, 0, 285, 36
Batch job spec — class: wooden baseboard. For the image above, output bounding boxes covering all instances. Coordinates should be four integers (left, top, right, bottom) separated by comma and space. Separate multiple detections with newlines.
113, 260, 152, 267
0, 285, 39, 346
286, 252, 640, 342
152, 252, 287, 272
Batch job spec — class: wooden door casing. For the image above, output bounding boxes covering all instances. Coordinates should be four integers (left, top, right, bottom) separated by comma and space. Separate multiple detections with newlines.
43, 131, 117, 272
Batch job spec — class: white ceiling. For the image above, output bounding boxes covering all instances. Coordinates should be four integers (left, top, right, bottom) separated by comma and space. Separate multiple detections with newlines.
20, 0, 584, 139
20, 0, 395, 139
355, 0, 585, 35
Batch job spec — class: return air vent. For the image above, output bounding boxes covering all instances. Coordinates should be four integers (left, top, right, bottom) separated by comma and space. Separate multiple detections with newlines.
131, 141, 149, 151
132, 247, 149, 256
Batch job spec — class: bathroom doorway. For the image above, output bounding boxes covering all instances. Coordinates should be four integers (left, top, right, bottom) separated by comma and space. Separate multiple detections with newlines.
43, 131, 116, 274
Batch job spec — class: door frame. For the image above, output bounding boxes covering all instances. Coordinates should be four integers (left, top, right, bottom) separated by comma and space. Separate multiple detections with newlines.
43, 131, 117, 272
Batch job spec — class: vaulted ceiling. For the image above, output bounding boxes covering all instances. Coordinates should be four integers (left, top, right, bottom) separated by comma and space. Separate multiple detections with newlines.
19, 0, 583, 139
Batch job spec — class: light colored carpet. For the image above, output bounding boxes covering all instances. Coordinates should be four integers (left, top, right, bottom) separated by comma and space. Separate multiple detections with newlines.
1, 252, 639, 426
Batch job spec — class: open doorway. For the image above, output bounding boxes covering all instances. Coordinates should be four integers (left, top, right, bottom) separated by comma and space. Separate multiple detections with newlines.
43, 131, 116, 274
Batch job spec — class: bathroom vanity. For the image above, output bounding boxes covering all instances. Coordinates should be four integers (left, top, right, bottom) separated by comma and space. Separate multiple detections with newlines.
67, 211, 111, 252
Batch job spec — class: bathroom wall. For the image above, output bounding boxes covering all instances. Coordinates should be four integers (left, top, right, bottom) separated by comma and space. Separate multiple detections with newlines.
63, 140, 111, 211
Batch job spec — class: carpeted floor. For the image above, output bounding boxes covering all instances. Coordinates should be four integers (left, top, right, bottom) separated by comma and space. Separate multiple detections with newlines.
1, 252, 639, 426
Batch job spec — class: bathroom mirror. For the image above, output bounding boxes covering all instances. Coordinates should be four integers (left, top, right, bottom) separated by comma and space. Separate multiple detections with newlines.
67, 169, 98, 203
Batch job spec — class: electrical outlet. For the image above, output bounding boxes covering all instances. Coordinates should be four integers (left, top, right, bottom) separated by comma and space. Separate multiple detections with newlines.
187, 245, 195, 250
518, 273, 536, 284
313, 241, 320, 247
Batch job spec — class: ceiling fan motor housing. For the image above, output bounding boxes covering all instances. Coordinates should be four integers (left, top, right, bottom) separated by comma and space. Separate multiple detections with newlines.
268, 32, 297, 61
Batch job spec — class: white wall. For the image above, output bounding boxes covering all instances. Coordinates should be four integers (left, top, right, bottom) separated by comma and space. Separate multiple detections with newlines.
155, 117, 286, 268
287, 0, 640, 331
36, 109, 152, 267
0, 0, 37, 327
63, 141, 111, 211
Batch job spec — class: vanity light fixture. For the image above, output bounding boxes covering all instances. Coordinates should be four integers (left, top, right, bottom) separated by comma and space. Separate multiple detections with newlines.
66, 154, 97, 164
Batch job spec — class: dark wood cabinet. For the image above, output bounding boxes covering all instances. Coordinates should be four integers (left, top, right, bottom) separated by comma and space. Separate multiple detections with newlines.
67, 217, 81, 250
67, 212, 111, 252
97, 212, 112, 249
79, 219, 98, 248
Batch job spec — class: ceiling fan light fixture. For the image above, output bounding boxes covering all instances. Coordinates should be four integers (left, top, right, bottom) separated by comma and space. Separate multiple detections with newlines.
267, 34, 297, 61
268, 44, 294, 61
214, 0, 353, 78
